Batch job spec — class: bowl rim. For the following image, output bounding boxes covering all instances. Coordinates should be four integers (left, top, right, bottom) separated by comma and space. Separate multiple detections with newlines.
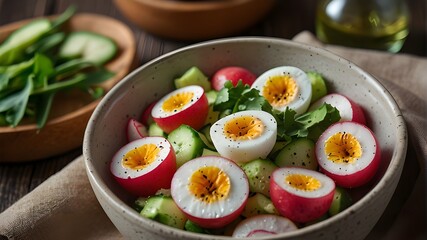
84, 36, 408, 239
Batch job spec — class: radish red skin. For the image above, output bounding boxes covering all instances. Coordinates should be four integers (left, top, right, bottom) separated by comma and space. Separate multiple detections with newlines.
211, 66, 257, 91
184, 201, 247, 229
270, 176, 334, 223
270, 175, 335, 223
111, 143, 176, 197
126, 118, 147, 142
316, 122, 381, 188
141, 101, 156, 126
346, 96, 366, 125
152, 92, 209, 134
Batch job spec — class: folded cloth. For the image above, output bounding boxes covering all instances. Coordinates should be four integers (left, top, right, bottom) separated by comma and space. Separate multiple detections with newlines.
0, 31, 426, 240
0, 156, 123, 240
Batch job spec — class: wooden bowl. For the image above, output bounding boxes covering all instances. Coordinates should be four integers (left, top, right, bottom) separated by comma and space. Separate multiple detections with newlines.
113, 0, 275, 40
0, 14, 136, 162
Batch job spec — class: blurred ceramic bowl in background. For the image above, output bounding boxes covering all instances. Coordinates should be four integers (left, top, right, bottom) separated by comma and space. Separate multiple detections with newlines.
83, 37, 407, 240
113, 0, 275, 40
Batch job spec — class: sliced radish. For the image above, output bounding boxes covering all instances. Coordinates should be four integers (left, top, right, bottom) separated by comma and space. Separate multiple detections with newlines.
151, 85, 209, 134
315, 121, 381, 188
309, 93, 366, 124
171, 156, 249, 229
270, 167, 335, 223
232, 214, 298, 237
210, 110, 277, 163
110, 137, 176, 197
126, 118, 148, 142
251, 66, 312, 114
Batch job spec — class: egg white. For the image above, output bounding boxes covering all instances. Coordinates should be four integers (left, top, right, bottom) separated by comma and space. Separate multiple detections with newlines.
316, 122, 378, 175
151, 85, 204, 118
171, 156, 249, 219
110, 137, 172, 179
272, 167, 335, 199
252, 66, 312, 114
210, 110, 277, 163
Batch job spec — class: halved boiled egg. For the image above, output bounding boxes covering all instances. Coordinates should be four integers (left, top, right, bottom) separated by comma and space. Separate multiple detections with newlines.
252, 66, 312, 114
232, 214, 298, 238
270, 167, 335, 223
315, 121, 381, 188
170, 156, 249, 229
151, 85, 209, 133
110, 137, 176, 197
210, 110, 277, 163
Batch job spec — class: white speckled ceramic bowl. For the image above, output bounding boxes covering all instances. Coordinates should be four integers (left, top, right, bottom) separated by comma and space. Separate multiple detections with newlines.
83, 37, 407, 240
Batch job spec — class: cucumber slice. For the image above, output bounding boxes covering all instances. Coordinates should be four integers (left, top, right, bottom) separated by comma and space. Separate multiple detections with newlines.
242, 193, 278, 218
329, 187, 353, 216
201, 148, 220, 157
184, 220, 210, 234
167, 124, 205, 167
307, 71, 328, 103
268, 140, 290, 159
148, 122, 165, 137
140, 195, 187, 229
197, 131, 215, 150
204, 105, 220, 125
242, 158, 278, 197
174, 66, 211, 91
205, 90, 218, 105
133, 196, 148, 213
274, 138, 318, 170
0, 19, 51, 65
59, 31, 117, 65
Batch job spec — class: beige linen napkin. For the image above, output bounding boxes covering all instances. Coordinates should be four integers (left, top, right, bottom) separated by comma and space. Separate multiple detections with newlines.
0, 31, 426, 240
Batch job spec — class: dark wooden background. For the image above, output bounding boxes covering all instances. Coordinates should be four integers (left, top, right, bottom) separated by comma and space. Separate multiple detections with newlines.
0, 0, 425, 213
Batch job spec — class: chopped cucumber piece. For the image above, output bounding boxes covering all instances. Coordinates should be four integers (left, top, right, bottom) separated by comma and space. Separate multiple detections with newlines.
242, 158, 278, 197
148, 122, 165, 137
184, 220, 210, 234
204, 105, 220, 125
199, 124, 213, 143
174, 66, 211, 91
59, 31, 117, 65
197, 131, 215, 150
274, 138, 318, 170
133, 196, 148, 213
0, 19, 52, 65
242, 193, 278, 218
307, 71, 328, 103
205, 90, 218, 105
201, 148, 220, 157
268, 140, 290, 159
140, 195, 187, 229
329, 187, 353, 216
167, 124, 205, 167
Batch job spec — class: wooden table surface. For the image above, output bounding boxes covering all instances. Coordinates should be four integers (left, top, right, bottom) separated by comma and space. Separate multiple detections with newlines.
0, 0, 425, 214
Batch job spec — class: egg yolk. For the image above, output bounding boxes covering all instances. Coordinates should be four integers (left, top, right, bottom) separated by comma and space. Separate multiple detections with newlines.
122, 143, 159, 170
324, 132, 362, 164
223, 116, 264, 140
162, 91, 194, 112
262, 75, 298, 107
189, 166, 230, 203
286, 174, 321, 191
